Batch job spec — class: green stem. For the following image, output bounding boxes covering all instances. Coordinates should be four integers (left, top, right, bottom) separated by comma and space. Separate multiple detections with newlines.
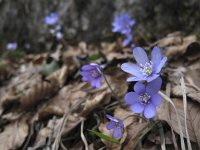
122, 113, 147, 122
101, 70, 119, 101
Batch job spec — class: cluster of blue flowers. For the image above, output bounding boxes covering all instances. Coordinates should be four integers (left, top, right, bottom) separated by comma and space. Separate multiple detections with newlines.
44, 12, 63, 40
112, 13, 135, 46
80, 13, 167, 139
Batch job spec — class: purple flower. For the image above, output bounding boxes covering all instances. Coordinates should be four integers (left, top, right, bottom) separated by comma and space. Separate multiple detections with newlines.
106, 114, 124, 139
124, 77, 162, 119
121, 47, 167, 82
112, 13, 135, 35
6, 42, 17, 51
56, 31, 63, 39
44, 12, 59, 25
81, 63, 102, 89
123, 34, 132, 46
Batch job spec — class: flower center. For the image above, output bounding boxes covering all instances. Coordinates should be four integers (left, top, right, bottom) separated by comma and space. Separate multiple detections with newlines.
90, 69, 100, 78
139, 93, 150, 104
140, 61, 153, 75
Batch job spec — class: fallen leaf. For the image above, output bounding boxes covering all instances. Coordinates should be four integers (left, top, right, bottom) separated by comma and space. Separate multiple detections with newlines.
157, 98, 200, 147
0, 118, 28, 150
123, 122, 149, 150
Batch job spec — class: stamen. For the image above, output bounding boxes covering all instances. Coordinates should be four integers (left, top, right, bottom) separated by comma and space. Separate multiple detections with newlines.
139, 93, 150, 104
91, 69, 100, 78
140, 61, 153, 76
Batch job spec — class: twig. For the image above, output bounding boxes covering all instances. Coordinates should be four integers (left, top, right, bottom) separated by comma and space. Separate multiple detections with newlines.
80, 119, 89, 150
180, 76, 192, 150
159, 91, 186, 150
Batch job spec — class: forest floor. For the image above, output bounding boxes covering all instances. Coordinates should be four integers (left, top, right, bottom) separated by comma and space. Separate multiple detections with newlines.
0, 32, 200, 150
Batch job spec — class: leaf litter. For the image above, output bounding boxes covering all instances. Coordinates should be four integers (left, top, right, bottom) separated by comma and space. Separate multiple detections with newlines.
0, 33, 200, 149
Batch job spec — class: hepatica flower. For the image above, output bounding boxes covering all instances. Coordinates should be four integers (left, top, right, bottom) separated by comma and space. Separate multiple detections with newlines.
106, 114, 124, 139
112, 13, 135, 35
112, 13, 135, 46
44, 12, 59, 25
81, 63, 102, 89
121, 47, 167, 82
124, 77, 162, 119
6, 42, 17, 51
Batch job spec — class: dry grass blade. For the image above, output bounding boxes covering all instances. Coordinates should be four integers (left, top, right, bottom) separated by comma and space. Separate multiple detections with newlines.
80, 119, 89, 150
180, 76, 192, 150
52, 98, 85, 150
159, 91, 186, 150
166, 83, 178, 150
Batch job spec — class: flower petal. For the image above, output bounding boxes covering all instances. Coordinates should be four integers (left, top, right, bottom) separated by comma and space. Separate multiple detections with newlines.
106, 114, 118, 122
130, 102, 144, 113
144, 104, 156, 119
127, 76, 146, 82
146, 74, 159, 82
81, 65, 95, 71
134, 82, 145, 94
133, 47, 149, 66
146, 77, 162, 96
106, 122, 115, 130
151, 93, 162, 106
151, 47, 162, 71
124, 92, 139, 105
113, 128, 123, 139
123, 34, 132, 46
155, 56, 167, 73
91, 77, 102, 89
121, 63, 142, 76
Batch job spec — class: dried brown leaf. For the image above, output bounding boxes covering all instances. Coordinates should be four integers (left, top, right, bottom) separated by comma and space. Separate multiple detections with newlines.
0, 118, 28, 150
1, 66, 67, 112
157, 98, 200, 147
123, 122, 148, 150
157, 32, 197, 58
101, 42, 132, 61
172, 85, 200, 103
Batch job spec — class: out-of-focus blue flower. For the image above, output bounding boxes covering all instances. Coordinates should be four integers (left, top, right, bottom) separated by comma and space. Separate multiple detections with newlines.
6, 42, 17, 51
123, 34, 132, 46
124, 77, 162, 119
106, 114, 124, 139
112, 13, 135, 35
81, 63, 102, 89
55, 31, 63, 39
44, 12, 59, 25
121, 47, 167, 82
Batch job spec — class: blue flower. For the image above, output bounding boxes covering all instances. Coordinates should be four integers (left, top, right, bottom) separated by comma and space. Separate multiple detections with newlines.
81, 63, 102, 89
124, 77, 162, 119
44, 12, 59, 25
112, 13, 135, 35
55, 31, 63, 39
122, 34, 132, 46
106, 114, 124, 139
121, 47, 167, 82
6, 42, 17, 51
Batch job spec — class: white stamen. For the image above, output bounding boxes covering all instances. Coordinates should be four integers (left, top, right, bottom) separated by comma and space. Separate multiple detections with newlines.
139, 93, 150, 104
140, 61, 153, 76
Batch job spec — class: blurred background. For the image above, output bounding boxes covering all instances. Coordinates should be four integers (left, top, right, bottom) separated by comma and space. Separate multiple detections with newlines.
0, 0, 200, 53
